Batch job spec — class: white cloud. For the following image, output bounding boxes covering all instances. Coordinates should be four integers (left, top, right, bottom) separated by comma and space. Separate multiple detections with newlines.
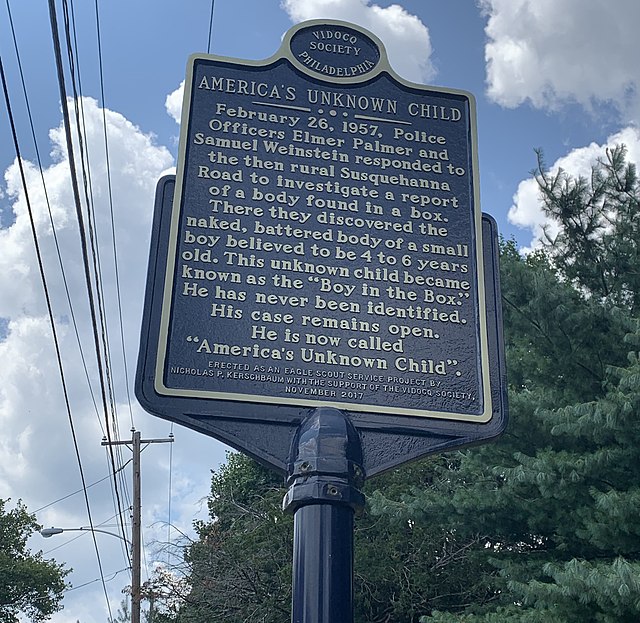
281, 0, 434, 82
0, 96, 174, 514
0, 96, 223, 623
479, 1, 640, 252
165, 1, 435, 127
166, 81, 185, 125
480, 0, 640, 121
508, 126, 640, 251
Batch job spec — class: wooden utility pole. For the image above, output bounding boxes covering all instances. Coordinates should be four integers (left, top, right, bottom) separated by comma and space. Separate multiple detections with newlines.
102, 430, 173, 623
132, 431, 142, 623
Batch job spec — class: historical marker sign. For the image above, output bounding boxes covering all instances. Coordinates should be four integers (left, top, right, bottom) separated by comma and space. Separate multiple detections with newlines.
136, 20, 507, 472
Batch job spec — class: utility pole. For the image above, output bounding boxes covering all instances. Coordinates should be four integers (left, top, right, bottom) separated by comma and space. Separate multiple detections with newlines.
102, 429, 173, 623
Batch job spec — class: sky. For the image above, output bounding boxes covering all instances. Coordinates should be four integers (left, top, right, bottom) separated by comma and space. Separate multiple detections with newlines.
0, 1, 639, 622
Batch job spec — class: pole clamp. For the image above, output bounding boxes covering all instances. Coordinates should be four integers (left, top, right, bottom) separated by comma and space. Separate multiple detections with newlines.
283, 407, 365, 514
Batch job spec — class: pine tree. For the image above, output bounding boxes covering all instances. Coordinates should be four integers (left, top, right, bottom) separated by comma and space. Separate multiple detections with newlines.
370, 145, 640, 622
158, 145, 640, 622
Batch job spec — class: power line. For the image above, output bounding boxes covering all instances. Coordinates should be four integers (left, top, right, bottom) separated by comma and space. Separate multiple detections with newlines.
46, 0, 127, 614
93, 0, 136, 433
207, 0, 216, 54
0, 45, 112, 618
3, 0, 105, 435
65, 567, 131, 593
3, 2, 192, 617
33, 459, 132, 514
51, 0, 130, 562
2, 1, 138, 616
62, 0, 133, 543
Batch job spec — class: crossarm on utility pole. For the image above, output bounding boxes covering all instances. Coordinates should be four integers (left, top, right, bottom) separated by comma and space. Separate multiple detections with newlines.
102, 430, 174, 623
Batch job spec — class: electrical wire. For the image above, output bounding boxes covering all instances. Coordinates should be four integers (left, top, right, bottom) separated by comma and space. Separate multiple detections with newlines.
65, 568, 131, 593
207, 0, 216, 54
89, 0, 136, 542
3, 1, 206, 613
0, 49, 112, 620
57, 0, 131, 557
4, 0, 137, 613
93, 0, 136, 433
33, 459, 132, 514
67, 0, 134, 540
3, 0, 105, 435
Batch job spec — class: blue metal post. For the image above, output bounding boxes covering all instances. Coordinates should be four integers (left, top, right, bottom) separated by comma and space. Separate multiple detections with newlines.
283, 408, 365, 623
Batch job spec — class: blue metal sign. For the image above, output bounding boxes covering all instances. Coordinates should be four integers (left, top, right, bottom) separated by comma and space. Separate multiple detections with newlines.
136, 20, 507, 473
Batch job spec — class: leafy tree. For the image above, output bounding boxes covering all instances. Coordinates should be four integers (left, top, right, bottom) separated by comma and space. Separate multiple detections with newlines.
157, 145, 640, 621
163, 452, 497, 623
174, 452, 293, 623
0, 499, 69, 623
141, 567, 189, 622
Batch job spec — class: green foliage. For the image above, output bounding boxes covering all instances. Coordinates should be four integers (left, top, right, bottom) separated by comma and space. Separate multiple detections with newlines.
160, 143, 640, 622
535, 145, 640, 314
178, 453, 292, 623
499, 239, 633, 403
0, 499, 69, 623
168, 453, 497, 623
355, 460, 498, 622
426, 606, 568, 623
390, 145, 640, 622
414, 329, 640, 622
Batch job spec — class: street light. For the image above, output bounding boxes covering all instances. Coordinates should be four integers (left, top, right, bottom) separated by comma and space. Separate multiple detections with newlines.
41, 430, 171, 623
40, 526, 137, 620
40, 526, 133, 550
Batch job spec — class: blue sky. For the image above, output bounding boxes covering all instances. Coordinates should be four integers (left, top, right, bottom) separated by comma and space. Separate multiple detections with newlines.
1, 1, 639, 622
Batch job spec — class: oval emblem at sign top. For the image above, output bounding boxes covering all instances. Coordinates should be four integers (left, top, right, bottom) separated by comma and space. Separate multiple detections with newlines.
289, 23, 380, 78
